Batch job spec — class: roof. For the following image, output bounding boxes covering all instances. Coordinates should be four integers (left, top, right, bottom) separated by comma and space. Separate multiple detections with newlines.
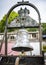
8, 7, 38, 28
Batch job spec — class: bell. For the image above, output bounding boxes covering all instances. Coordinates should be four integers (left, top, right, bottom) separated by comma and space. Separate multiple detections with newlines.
12, 29, 33, 52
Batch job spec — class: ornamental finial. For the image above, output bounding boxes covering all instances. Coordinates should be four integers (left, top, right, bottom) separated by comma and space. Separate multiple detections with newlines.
22, 0, 24, 2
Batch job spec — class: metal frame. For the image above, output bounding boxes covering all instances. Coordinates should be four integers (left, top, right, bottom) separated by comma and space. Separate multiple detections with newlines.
4, 1, 42, 55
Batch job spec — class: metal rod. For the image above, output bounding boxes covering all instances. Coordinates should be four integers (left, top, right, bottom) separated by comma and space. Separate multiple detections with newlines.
39, 19, 42, 54
5, 25, 7, 55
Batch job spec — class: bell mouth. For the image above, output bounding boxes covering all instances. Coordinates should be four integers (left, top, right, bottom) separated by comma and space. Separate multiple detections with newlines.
12, 47, 33, 52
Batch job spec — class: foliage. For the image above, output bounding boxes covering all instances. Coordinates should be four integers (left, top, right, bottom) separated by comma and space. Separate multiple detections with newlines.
8, 11, 18, 24
27, 28, 37, 32
42, 23, 46, 34
43, 45, 46, 52
0, 11, 19, 32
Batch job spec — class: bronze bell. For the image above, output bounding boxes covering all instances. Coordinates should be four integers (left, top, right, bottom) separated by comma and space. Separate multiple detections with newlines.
12, 29, 33, 52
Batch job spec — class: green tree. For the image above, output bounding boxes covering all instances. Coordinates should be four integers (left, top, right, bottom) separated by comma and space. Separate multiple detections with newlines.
42, 23, 46, 34
27, 28, 37, 32
43, 45, 46, 52
8, 11, 18, 24
0, 11, 19, 32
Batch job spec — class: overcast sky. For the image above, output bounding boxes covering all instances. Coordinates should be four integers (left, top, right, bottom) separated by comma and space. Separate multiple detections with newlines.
0, 0, 46, 23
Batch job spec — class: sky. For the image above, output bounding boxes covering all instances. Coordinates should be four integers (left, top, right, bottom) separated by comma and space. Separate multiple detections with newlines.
0, 0, 46, 23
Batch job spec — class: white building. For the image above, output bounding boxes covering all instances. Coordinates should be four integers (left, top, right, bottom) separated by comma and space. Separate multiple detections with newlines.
0, 31, 46, 56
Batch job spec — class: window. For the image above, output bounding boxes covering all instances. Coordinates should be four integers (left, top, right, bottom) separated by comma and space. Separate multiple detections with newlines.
32, 33, 36, 38
10, 36, 15, 39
